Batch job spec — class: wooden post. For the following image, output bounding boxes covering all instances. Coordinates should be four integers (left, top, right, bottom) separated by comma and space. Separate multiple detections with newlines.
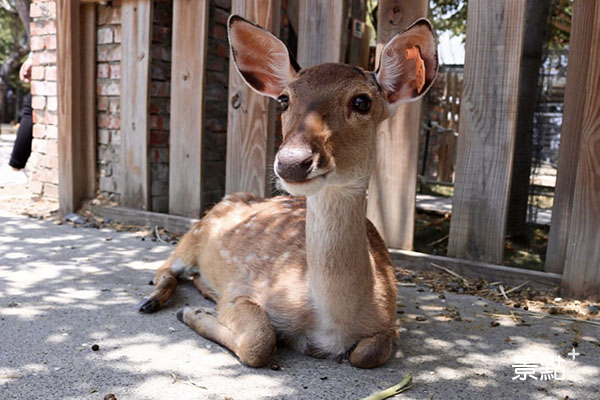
225, 0, 280, 197
56, 1, 96, 213
169, 0, 209, 217
561, 2, 600, 301
56, 0, 81, 214
366, 0, 427, 250
297, 0, 346, 67
120, 0, 152, 210
545, 0, 598, 274
447, 0, 526, 263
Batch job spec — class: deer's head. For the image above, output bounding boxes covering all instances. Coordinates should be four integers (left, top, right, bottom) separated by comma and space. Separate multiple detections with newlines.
228, 16, 437, 196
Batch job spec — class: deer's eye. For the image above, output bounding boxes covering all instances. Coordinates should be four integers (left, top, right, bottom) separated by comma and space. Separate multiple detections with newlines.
352, 94, 371, 113
277, 94, 289, 111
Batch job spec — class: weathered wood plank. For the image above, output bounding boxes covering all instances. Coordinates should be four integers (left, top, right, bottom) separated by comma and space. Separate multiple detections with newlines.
390, 250, 562, 289
84, 203, 199, 234
561, 3, 600, 301
80, 3, 97, 199
120, 0, 152, 210
168, 0, 209, 217
56, 0, 81, 214
297, 0, 346, 67
225, 0, 280, 197
366, 0, 428, 250
447, 0, 526, 263
545, 0, 598, 274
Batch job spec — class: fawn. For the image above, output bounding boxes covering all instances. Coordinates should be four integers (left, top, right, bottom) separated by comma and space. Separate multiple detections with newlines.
138, 15, 437, 369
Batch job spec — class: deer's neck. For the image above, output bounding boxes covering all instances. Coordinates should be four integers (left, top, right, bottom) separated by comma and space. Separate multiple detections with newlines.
305, 186, 373, 319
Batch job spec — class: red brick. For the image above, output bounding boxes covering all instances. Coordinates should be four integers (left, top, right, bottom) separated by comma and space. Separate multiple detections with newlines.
97, 96, 109, 111
43, 183, 59, 199
108, 98, 120, 113
212, 25, 227, 41
45, 124, 58, 139
30, 19, 56, 36
150, 131, 168, 146
45, 66, 56, 81
150, 115, 168, 130
109, 64, 120, 80
33, 123, 46, 138
37, 50, 57, 65
31, 66, 45, 80
45, 35, 57, 50
31, 81, 57, 96
44, 155, 59, 170
214, 8, 229, 24
30, 179, 43, 195
97, 80, 120, 96
206, 56, 226, 72
30, 1, 56, 18
113, 26, 122, 43
98, 113, 120, 129
32, 138, 58, 157
46, 96, 57, 112
97, 26, 114, 44
30, 36, 45, 51
32, 96, 46, 110
97, 63, 110, 79
150, 82, 170, 97
33, 110, 57, 125
97, 44, 121, 62
216, 43, 228, 58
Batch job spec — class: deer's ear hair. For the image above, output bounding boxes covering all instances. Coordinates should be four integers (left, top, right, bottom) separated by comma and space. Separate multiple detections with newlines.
228, 15, 300, 98
376, 18, 438, 109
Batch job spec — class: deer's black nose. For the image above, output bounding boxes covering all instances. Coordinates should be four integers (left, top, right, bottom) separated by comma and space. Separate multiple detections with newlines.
276, 146, 314, 182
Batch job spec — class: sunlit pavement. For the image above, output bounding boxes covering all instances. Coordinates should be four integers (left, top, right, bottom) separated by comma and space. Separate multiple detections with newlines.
1, 210, 599, 400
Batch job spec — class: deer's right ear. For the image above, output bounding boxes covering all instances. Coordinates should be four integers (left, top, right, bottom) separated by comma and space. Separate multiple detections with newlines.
228, 15, 300, 99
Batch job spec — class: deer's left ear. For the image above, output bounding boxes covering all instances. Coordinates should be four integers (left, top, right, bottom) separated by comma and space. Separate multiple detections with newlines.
375, 19, 438, 109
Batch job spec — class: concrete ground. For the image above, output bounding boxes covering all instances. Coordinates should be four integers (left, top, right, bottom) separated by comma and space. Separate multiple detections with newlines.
1, 210, 599, 400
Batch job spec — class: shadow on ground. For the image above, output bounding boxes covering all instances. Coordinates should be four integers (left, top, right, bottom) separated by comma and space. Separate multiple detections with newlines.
0, 211, 599, 400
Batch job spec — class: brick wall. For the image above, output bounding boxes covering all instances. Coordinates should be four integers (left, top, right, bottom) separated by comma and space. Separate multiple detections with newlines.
202, 0, 231, 208
149, 0, 172, 213
96, 1, 122, 202
28, 0, 58, 199
26, 0, 292, 213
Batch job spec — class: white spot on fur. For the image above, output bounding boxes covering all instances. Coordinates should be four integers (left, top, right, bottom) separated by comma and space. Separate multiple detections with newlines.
245, 254, 258, 263
220, 249, 231, 259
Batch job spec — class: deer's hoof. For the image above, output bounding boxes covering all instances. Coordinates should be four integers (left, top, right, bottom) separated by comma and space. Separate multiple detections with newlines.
176, 309, 185, 323
138, 297, 160, 313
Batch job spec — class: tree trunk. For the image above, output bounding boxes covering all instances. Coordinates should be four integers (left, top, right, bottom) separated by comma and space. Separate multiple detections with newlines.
507, 0, 551, 240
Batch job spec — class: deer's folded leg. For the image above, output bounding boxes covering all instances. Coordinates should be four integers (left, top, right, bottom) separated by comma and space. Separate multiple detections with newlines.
348, 330, 395, 369
178, 296, 276, 368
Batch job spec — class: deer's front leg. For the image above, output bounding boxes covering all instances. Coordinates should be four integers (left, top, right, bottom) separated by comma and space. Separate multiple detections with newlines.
138, 256, 178, 313
349, 330, 395, 369
178, 296, 276, 368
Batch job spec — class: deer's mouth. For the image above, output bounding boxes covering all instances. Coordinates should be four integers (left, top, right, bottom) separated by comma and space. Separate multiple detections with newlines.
278, 170, 332, 195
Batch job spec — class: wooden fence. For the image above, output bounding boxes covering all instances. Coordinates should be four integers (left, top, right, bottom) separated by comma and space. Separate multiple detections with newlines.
55, 0, 600, 300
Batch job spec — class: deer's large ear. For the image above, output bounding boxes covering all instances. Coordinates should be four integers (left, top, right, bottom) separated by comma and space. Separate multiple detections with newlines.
228, 15, 300, 99
376, 19, 438, 108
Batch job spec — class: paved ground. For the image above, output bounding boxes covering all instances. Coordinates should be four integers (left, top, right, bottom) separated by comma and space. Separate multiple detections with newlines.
1, 210, 599, 400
